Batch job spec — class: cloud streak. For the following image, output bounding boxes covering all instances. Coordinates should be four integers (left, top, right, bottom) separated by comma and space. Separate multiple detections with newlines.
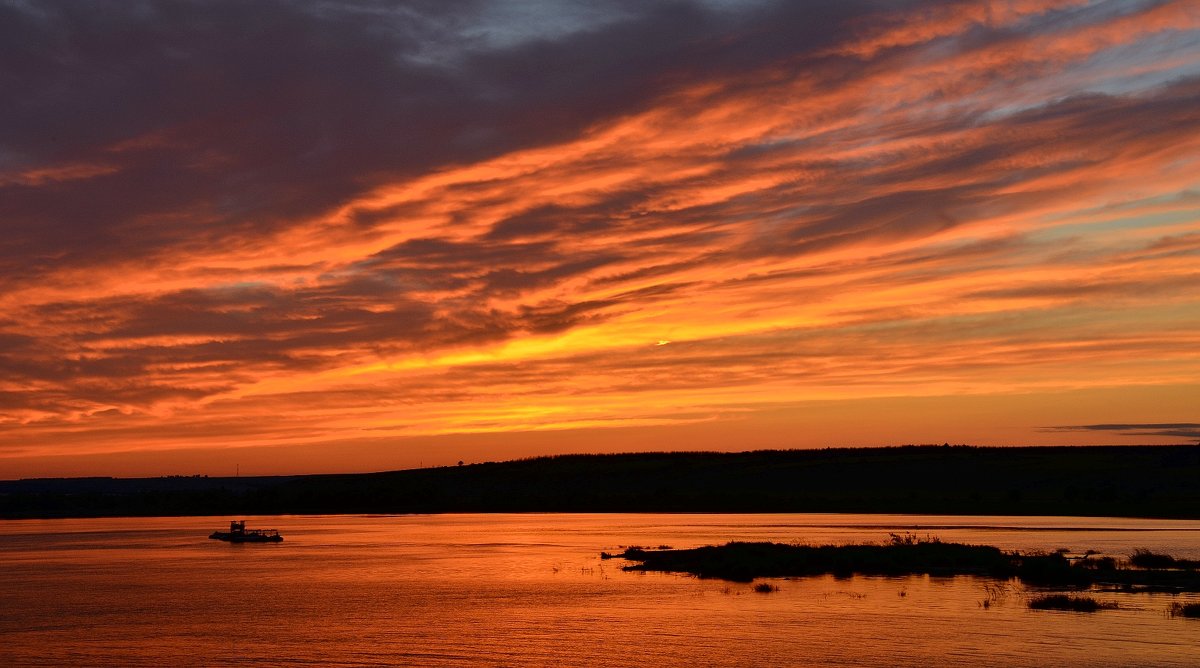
1046, 423, 1200, 440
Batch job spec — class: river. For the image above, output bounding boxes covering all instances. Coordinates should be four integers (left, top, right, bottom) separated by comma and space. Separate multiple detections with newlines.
2, 513, 1198, 666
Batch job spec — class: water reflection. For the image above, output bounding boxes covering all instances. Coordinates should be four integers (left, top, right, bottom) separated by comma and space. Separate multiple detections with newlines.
1, 514, 1198, 666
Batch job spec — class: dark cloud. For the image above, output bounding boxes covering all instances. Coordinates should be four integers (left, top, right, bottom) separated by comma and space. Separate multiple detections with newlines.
486, 199, 649, 241
1044, 424, 1200, 440
5, 0, 1191, 282
966, 273, 1200, 302
0, 0, 884, 283
1056, 423, 1200, 430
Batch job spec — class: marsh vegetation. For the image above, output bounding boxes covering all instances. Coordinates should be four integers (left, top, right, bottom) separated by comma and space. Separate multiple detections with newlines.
1168, 602, 1200, 618
612, 535, 1200, 593
1027, 594, 1116, 612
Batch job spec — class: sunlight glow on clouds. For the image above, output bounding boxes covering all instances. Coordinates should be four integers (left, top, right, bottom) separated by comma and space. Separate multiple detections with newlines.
1, 0, 1197, 475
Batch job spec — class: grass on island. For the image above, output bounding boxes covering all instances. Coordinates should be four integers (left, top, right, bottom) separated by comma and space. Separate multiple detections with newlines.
1028, 594, 1116, 612
752, 583, 779, 593
1169, 602, 1200, 619
1130, 549, 1200, 570
610, 534, 1200, 591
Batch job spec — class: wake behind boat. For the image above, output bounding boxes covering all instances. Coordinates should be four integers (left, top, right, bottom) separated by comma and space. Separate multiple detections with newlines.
209, 520, 282, 543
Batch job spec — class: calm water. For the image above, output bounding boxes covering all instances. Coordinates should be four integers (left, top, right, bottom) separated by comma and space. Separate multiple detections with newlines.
2, 513, 1199, 666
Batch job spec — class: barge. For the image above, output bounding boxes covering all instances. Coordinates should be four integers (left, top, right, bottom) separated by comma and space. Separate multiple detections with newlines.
209, 520, 283, 543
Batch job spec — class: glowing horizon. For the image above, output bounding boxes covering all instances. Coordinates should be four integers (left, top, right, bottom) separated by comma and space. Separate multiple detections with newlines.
2, 0, 1198, 477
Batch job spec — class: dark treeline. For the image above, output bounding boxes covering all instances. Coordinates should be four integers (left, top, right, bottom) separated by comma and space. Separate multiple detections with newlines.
3, 445, 1200, 519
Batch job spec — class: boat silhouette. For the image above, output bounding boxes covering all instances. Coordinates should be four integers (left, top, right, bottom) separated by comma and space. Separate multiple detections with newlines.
209, 520, 282, 543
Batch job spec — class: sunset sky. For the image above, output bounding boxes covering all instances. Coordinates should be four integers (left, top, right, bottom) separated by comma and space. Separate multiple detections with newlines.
2, 0, 1199, 478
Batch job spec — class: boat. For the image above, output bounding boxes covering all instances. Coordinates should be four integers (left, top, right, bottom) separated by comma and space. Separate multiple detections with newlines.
209, 520, 283, 543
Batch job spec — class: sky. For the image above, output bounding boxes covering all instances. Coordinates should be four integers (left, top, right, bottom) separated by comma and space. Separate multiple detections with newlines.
1, 0, 1198, 478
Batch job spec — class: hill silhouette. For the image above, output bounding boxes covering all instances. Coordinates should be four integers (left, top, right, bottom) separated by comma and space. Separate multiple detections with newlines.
3, 445, 1200, 519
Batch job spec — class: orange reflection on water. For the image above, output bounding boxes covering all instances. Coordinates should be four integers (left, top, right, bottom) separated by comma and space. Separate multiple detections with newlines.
2, 513, 1199, 666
